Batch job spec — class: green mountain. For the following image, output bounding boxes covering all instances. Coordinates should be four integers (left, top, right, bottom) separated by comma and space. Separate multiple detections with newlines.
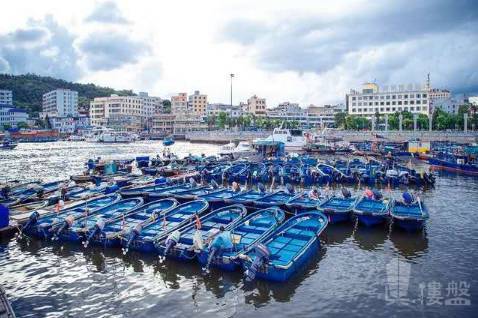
0, 73, 135, 115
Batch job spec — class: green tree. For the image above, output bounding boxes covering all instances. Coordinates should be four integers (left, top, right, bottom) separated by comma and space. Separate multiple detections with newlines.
162, 100, 172, 113
16, 121, 29, 129
417, 114, 429, 130
216, 112, 228, 129
334, 112, 347, 128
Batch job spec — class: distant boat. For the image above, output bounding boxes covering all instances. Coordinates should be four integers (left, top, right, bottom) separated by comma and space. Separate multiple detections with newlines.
1, 139, 17, 150
163, 136, 175, 146
256, 128, 307, 151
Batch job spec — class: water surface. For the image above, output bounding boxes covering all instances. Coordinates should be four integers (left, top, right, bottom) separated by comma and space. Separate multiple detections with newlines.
1, 142, 477, 317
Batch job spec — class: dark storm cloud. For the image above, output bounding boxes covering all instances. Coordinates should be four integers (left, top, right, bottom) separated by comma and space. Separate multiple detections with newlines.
79, 32, 151, 71
222, 0, 478, 92
85, 1, 129, 24
0, 15, 82, 80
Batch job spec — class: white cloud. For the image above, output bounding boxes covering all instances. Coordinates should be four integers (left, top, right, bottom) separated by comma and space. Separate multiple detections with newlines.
0, 0, 476, 106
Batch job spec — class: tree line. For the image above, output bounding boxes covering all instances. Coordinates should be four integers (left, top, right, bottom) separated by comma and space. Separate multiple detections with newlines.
206, 112, 301, 130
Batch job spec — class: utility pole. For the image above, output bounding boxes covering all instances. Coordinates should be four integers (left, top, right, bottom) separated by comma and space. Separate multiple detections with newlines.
230, 73, 234, 108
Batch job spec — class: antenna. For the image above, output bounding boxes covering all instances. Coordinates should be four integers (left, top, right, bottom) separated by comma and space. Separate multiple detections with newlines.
427, 73, 431, 90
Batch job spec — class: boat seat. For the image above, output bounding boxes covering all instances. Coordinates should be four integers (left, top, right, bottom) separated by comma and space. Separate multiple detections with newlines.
210, 216, 233, 224
249, 219, 273, 227
236, 225, 264, 234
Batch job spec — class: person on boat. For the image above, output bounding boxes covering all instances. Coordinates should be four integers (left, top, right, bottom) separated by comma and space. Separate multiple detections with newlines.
209, 226, 233, 252
231, 182, 241, 193
402, 191, 415, 205
204, 226, 233, 273
60, 184, 68, 201
308, 187, 320, 200
1, 185, 10, 200
364, 187, 374, 199
285, 183, 295, 195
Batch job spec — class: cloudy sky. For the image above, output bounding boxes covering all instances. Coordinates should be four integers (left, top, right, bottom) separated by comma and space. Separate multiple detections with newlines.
0, 0, 477, 106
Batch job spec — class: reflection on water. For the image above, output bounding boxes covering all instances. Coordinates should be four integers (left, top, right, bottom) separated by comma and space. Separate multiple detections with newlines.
389, 228, 429, 259
353, 220, 389, 251
1, 142, 477, 317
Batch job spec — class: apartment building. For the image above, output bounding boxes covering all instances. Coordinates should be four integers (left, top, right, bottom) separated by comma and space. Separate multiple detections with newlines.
245, 95, 267, 116
0, 90, 13, 105
89, 93, 162, 130
188, 91, 208, 115
42, 89, 78, 117
206, 103, 243, 118
0, 104, 28, 127
171, 93, 188, 114
346, 83, 430, 117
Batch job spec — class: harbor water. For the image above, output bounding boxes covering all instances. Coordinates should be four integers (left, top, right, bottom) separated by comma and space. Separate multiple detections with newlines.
1, 141, 477, 317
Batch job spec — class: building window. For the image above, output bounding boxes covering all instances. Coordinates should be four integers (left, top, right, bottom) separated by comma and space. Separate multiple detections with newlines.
386, 107, 390, 111
423, 94, 427, 98
386, 95, 390, 99
386, 102, 390, 105
392, 101, 396, 105
369, 102, 373, 106
410, 100, 414, 105
392, 95, 396, 99
392, 107, 396, 111
422, 100, 427, 104
404, 101, 408, 105
375, 102, 379, 105
380, 102, 384, 106
380, 96, 385, 100
398, 101, 402, 105
410, 107, 414, 111
416, 100, 421, 104
422, 106, 427, 111
398, 107, 402, 111
416, 94, 421, 98
380, 108, 384, 112
374, 96, 379, 100
352, 97, 356, 101
404, 94, 408, 98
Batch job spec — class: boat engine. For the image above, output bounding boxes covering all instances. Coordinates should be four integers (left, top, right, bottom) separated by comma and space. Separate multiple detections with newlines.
83, 218, 106, 247
341, 188, 352, 198
160, 230, 181, 262
123, 223, 142, 254
22, 211, 40, 232
245, 243, 271, 282
53, 215, 75, 240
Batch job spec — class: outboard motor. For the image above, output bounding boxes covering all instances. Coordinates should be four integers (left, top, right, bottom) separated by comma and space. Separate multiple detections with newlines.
83, 218, 106, 247
372, 189, 383, 200
257, 183, 266, 193
21, 211, 40, 232
341, 188, 352, 199
245, 243, 271, 282
159, 230, 181, 263
123, 223, 143, 255
53, 215, 75, 240
285, 183, 295, 195
403, 192, 414, 205
189, 177, 197, 188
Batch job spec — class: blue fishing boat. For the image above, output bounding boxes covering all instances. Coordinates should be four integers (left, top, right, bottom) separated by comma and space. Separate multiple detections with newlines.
163, 137, 175, 146
83, 198, 178, 248
353, 196, 391, 227
155, 204, 247, 261
146, 184, 195, 202
242, 211, 328, 282
53, 198, 144, 242
390, 197, 429, 231
21, 194, 121, 239
222, 163, 249, 184
172, 186, 217, 203
198, 188, 239, 209
119, 183, 173, 198
317, 194, 357, 223
285, 194, 321, 214
224, 190, 268, 207
121, 200, 209, 254
197, 207, 285, 272
249, 162, 269, 184
254, 190, 298, 209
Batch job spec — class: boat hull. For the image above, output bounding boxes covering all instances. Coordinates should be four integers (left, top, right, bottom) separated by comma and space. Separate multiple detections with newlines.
356, 214, 387, 227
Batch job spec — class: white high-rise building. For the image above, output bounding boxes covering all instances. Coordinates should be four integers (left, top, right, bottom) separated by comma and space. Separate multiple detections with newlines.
346, 83, 430, 116
89, 93, 162, 130
42, 89, 79, 117
0, 90, 13, 105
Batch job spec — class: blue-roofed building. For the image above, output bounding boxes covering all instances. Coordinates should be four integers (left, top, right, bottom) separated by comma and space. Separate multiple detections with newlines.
0, 104, 29, 127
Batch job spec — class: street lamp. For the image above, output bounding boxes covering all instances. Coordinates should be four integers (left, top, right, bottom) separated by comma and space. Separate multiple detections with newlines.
230, 73, 235, 108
